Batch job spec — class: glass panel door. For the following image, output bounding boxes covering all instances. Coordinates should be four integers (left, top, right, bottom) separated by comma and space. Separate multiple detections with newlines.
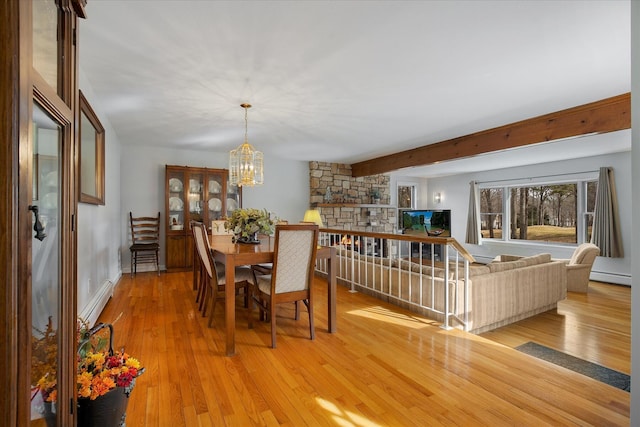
30, 103, 61, 425
33, 0, 59, 92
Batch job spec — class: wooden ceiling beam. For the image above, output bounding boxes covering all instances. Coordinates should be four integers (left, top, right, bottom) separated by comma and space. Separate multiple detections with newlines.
351, 92, 631, 177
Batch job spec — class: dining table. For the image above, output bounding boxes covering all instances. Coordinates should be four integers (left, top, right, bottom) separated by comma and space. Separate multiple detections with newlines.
209, 234, 337, 356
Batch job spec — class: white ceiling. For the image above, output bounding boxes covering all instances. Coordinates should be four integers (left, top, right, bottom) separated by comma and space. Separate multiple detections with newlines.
79, 0, 631, 177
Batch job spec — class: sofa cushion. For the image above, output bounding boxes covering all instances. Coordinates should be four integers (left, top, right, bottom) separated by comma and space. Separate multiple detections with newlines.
520, 253, 551, 266
468, 265, 491, 276
393, 259, 490, 278
488, 253, 551, 272
487, 259, 527, 273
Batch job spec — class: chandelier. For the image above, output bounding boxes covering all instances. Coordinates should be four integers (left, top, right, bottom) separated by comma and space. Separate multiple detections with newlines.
229, 103, 264, 187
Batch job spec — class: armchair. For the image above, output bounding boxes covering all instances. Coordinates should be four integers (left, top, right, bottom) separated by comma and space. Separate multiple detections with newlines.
563, 243, 600, 293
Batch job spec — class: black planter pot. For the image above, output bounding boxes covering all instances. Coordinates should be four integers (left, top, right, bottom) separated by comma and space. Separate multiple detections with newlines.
77, 387, 130, 427
42, 401, 56, 427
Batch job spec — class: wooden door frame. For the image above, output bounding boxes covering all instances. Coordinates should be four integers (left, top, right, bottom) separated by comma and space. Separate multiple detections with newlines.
0, 0, 22, 424
0, 0, 80, 425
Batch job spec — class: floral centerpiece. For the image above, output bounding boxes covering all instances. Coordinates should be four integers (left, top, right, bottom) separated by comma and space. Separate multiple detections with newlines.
224, 208, 276, 243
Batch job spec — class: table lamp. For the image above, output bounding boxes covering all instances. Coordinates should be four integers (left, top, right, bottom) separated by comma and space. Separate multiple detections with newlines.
303, 209, 324, 227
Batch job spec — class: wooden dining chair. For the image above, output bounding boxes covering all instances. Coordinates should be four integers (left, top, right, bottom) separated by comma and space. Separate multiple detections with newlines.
190, 221, 206, 303
251, 219, 289, 276
191, 222, 253, 327
129, 212, 160, 277
249, 224, 319, 348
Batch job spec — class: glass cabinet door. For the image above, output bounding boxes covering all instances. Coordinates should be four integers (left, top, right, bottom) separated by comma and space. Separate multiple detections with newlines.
226, 182, 241, 217
167, 169, 185, 231
206, 172, 224, 222
187, 172, 204, 224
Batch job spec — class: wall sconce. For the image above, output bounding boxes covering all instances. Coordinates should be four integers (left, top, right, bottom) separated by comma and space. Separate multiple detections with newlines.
433, 192, 442, 204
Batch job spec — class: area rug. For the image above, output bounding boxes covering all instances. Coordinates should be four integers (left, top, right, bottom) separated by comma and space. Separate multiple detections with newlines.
515, 341, 630, 392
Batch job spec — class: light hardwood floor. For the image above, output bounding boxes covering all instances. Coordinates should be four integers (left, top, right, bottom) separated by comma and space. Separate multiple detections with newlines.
98, 274, 630, 426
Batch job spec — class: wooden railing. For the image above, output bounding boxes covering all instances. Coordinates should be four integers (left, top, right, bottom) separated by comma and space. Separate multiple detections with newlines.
315, 228, 475, 330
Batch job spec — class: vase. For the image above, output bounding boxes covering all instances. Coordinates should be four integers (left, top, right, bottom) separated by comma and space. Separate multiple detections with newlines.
42, 401, 56, 427
236, 232, 260, 244
77, 386, 130, 427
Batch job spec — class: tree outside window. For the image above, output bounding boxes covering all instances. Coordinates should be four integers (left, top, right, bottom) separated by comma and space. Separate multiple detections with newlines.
480, 188, 503, 239
480, 180, 597, 245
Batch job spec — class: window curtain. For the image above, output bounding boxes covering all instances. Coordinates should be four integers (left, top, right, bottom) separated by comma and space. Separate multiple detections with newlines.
591, 166, 623, 257
465, 181, 480, 245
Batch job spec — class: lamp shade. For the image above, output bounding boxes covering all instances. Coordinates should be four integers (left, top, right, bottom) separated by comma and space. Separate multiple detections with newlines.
303, 209, 324, 227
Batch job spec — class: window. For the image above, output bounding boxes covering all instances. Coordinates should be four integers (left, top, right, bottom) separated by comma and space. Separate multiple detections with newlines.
480, 178, 597, 245
584, 180, 597, 243
480, 188, 503, 239
397, 184, 416, 209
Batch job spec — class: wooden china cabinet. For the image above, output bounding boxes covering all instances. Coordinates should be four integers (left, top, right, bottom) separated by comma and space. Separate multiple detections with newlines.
165, 165, 242, 271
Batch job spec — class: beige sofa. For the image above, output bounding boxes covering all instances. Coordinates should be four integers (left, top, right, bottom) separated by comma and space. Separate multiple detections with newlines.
335, 251, 567, 334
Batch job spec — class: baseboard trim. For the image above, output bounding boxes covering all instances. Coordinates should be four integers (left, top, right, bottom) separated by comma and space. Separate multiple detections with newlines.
79, 279, 116, 327
122, 264, 166, 274
590, 271, 631, 286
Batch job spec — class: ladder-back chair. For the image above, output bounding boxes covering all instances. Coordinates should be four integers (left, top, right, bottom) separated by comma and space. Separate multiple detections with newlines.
129, 212, 160, 276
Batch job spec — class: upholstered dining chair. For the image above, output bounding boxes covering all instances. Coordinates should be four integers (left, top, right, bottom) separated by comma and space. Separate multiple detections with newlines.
129, 212, 160, 277
190, 221, 206, 301
251, 219, 289, 276
191, 221, 253, 327
249, 223, 319, 348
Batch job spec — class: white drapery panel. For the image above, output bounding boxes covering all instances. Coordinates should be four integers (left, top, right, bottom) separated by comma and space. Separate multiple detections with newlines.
591, 166, 623, 257
465, 181, 481, 245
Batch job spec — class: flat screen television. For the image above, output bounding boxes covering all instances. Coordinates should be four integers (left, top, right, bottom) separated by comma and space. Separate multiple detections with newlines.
399, 209, 451, 237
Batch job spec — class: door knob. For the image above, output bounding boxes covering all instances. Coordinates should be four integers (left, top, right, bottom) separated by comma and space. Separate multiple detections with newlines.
28, 205, 47, 241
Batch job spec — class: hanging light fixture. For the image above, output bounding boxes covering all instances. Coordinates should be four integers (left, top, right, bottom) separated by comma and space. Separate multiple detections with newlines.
229, 103, 264, 187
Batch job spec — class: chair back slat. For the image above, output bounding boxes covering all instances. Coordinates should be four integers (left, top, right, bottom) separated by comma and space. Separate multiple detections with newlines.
130, 212, 160, 245
129, 212, 160, 276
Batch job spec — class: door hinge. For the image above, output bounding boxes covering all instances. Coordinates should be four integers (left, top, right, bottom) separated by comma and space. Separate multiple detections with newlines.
73, 28, 77, 46
70, 397, 74, 414
71, 213, 75, 232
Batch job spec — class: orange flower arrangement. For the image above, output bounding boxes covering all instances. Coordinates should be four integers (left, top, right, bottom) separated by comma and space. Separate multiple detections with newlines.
32, 318, 143, 404
76, 350, 142, 400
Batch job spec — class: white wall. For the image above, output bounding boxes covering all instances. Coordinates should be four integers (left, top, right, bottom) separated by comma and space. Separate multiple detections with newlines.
76, 72, 122, 325
396, 145, 632, 285
120, 145, 309, 272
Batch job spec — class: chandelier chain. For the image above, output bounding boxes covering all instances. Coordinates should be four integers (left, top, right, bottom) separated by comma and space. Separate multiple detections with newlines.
244, 105, 249, 143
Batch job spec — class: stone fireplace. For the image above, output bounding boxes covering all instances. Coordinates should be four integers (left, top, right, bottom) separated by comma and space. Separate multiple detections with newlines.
309, 161, 396, 232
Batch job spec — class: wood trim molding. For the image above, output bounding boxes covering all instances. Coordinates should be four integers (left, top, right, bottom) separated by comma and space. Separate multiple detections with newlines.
0, 0, 21, 425
351, 93, 631, 177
